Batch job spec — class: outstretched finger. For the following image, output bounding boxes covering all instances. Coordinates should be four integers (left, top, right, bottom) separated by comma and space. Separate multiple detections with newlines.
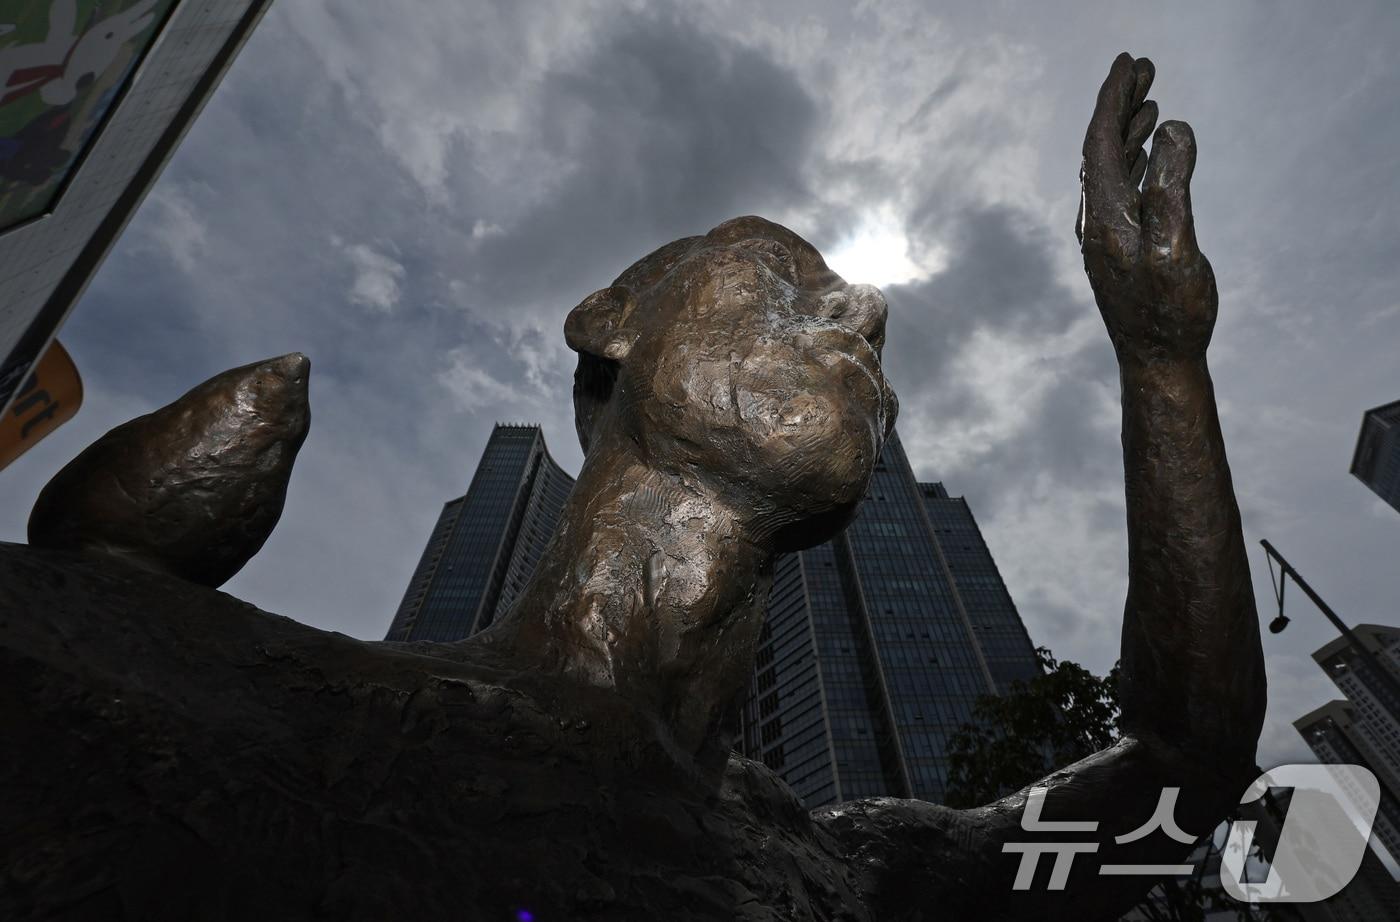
1080, 54, 1150, 250
1083, 53, 1137, 187
1128, 149, 1148, 188
1124, 100, 1158, 168
1141, 120, 1200, 261
1131, 57, 1155, 110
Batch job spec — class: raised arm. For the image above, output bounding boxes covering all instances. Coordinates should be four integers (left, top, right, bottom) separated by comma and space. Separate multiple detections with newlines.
1080, 53, 1265, 773
818, 55, 1266, 921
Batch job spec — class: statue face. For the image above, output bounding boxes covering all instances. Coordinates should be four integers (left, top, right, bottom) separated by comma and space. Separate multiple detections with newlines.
570, 217, 898, 549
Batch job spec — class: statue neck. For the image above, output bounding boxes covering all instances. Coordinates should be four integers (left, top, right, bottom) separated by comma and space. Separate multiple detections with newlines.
477, 448, 773, 757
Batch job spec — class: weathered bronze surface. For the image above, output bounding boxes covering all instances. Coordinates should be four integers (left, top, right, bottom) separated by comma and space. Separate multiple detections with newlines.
476, 214, 898, 760
27, 353, 310, 587
0, 55, 1263, 921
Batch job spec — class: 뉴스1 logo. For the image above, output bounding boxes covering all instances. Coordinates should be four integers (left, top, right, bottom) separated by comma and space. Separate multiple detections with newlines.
1002, 763, 1381, 903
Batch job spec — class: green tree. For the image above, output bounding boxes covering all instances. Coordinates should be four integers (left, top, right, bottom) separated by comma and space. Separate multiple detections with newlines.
945, 647, 1118, 808
944, 648, 1285, 922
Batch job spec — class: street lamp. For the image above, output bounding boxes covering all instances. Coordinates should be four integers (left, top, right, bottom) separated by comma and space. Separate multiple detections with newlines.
1261, 538, 1400, 708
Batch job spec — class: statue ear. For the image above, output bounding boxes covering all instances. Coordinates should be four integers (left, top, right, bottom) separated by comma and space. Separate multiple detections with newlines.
565, 286, 640, 361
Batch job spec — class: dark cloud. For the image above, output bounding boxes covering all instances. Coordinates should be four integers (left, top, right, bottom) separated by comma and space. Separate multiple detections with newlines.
888, 203, 1095, 370
467, 11, 821, 312
883, 203, 1119, 485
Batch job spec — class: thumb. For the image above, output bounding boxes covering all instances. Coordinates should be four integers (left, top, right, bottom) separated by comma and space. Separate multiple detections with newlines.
1141, 120, 1199, 263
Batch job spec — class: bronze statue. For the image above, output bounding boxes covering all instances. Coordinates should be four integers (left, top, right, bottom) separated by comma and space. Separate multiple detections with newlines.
27, 353, 311, 588
0, 55, 1263, 921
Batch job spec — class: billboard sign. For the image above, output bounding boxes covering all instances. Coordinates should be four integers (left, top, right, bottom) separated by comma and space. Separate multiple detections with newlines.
0, 338, 80, 470
0, 0, 178, 233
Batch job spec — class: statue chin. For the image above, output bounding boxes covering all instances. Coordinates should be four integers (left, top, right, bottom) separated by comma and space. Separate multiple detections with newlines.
768, 500, 863, 553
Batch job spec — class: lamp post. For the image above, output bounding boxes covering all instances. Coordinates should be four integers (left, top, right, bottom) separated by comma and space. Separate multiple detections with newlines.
1260, 539, 1400, 714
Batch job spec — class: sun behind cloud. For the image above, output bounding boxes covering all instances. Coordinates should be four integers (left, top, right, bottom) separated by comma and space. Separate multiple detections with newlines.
824, 211, 941, 288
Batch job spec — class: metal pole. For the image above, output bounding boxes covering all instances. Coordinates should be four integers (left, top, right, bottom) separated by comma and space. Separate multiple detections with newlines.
1260, 539, 1400, 712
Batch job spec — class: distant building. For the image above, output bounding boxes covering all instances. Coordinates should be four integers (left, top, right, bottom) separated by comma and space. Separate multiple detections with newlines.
1331, 844, 1400, 922
1299, 625, 1400, 865
384, 424, 574, 642
1121, 787, 1400, 921
736, 430, 1040, 807
1312, 625, 1400, 786
0, 0, 277, 416
1262, 787, 1400, 922
920, 481, 1042, 693
1293, 622, 1400, 894
1350, 400, 1400, 515
1295, 700, 1400, 878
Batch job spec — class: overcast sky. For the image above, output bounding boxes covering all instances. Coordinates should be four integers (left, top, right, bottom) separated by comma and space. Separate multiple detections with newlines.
2, 0, 1398, 771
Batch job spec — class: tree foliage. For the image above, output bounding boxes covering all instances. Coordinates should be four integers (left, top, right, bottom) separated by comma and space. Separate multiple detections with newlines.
945, 647, 1119, 809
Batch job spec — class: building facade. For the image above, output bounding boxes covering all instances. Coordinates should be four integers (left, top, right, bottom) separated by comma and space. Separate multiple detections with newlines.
384, 424, 574, 643
1312, 625, 1400, 789
921, 481, 1042, 694
737, 430, 1041, 808
1, 0, 278, 418
1295, 624, 1400, 876
1295, 700, 1400, 878
1350, 399, 1400, 515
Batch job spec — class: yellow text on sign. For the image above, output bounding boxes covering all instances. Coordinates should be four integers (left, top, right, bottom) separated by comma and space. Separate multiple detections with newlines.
0, 340, 82, 471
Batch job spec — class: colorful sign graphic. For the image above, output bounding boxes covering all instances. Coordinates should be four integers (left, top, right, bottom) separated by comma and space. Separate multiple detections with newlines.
0, 0, 176, 232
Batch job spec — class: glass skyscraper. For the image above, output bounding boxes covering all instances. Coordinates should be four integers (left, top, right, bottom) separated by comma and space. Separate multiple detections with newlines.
384, 424, 574, 642
921, 481, 1043, 694
1351, 399, 1400, 515
738, 430, 1040, 807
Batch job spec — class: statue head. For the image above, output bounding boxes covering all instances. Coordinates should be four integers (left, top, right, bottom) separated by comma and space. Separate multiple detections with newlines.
566, 216, 897, 551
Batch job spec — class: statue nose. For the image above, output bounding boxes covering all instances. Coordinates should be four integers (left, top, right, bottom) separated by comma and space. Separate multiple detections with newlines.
817, 284, 888, 355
